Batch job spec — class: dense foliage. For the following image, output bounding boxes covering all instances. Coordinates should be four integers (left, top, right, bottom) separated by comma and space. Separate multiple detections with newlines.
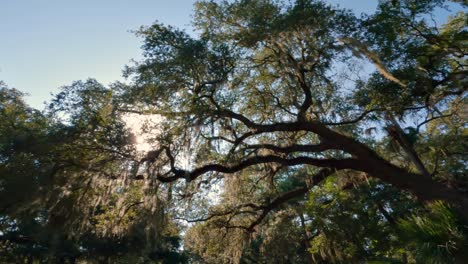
1, 0, 466, 263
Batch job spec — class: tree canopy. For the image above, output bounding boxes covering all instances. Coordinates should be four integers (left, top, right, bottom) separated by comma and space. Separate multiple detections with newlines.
1, 0, 467, 263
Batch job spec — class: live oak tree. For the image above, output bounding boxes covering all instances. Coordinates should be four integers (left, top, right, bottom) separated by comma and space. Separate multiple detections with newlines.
115, 0, 468, 262
1, 0, 467, 263
122, 0, 466, 215
119, 0, 466, 231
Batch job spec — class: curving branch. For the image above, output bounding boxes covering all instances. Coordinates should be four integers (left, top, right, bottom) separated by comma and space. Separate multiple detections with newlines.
321, 108, 384, 126
416, 112, 454, 133
244, 143, 333, 154
245, 168, 335, 232
176, 168, 335, 232
174, 203, 261, 223
321, 105, 427, 126
156, 153, 359, 183
271, 40, 313, 121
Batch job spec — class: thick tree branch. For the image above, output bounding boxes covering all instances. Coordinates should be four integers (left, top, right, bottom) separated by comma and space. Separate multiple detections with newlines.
244, 143, 333, 154
157, 154, 358, 183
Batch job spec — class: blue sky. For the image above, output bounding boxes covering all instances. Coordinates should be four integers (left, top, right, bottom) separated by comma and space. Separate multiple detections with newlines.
1, 0, 198, 108
0, 1, 460, 108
